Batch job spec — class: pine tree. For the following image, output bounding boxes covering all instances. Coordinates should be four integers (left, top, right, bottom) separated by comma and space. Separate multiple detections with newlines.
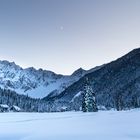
82, 78, 98, 112
115, 93, 123, 111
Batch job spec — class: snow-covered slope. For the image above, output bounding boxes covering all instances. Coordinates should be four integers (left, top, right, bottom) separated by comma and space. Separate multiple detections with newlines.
0, 60, 100, 98
0, 110, 140, 140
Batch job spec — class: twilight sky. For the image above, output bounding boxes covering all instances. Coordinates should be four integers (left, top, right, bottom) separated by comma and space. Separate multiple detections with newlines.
0, 0, 140, 74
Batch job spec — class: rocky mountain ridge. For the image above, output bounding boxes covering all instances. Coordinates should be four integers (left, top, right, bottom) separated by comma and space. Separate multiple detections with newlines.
0, 60, 100, 98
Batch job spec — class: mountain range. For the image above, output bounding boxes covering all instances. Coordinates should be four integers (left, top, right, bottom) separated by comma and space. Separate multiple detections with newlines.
0, 48, 140, 112
50, 48, 140, 111
0, 60, 101, 99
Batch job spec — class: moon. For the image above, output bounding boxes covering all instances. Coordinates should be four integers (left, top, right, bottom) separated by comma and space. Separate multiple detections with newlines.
60, 26, 64, 30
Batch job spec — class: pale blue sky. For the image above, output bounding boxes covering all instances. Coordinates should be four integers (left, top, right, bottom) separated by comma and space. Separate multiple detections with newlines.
0, 0, 140, 74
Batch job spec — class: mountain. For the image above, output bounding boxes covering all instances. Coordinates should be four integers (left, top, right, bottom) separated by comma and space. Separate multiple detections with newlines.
46, 48, 140, 111
1, 48, 140, 112
0, 60, 100, 99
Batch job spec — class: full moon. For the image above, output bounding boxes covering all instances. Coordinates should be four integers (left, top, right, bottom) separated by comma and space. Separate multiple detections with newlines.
60, 26, 64, 30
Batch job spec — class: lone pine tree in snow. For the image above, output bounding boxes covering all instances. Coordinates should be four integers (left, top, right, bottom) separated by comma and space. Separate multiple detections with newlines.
82, 78, 98, 112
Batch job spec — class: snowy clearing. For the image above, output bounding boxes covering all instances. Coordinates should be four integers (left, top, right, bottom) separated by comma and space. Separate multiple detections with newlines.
0, 110, 140, 140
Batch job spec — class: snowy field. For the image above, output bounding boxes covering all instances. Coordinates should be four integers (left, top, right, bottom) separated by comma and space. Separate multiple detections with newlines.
0, 110, 140, 140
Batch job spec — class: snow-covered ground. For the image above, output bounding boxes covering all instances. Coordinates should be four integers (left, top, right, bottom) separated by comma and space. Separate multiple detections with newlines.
0, 110, 140, 140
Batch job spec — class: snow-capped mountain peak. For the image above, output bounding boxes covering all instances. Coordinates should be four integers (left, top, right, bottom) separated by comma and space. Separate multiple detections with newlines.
0, 60, 99, 98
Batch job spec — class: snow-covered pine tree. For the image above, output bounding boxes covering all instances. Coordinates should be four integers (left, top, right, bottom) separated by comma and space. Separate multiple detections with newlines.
82, 78, 98, 112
